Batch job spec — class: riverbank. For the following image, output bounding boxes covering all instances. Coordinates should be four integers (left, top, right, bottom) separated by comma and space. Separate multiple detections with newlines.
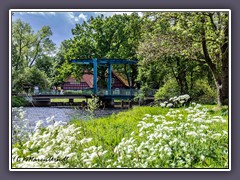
12, 105, 229, 168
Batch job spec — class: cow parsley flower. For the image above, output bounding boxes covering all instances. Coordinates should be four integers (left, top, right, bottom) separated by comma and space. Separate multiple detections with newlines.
166, 103, 173, 108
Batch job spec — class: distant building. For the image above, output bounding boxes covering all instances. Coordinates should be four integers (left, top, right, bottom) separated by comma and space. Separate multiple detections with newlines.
62, 71, 129, 90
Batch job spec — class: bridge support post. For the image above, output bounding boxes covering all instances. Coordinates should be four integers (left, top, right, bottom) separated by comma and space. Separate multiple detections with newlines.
108, 63, 112, 95
121, 100, 124, 109
103, 99, 114, 108
128, 100, 133, 108
32, 98, 51, 107
69, 98, 74, 104
93, 58, 98, 95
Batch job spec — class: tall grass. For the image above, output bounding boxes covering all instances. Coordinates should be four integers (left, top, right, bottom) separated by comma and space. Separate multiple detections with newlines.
12, 104, 228, 168
70, 107, 169, 147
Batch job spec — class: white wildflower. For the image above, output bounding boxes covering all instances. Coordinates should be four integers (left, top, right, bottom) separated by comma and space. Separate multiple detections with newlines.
145, 114, 151, 117
200, 155, 205, 161
212, 133, 222, 138
222, 130, 228, 135
80, 138, 92, 144
186, 131, 198, 137
160, 103, 166, 107
200, 125, 208, 129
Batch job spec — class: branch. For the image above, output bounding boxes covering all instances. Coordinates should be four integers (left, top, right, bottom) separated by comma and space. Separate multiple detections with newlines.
29, 37, 44, 67
202, 31, 216, 70
170, 65, 180, 87
201, 17, 221, 83
208, 13, 218, 32
124, 64, 131, 87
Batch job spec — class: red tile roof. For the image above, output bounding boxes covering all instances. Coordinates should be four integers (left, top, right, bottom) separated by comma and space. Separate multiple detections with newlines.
64, 71, 129, 88
112, 71, 129, 87
82, 74, 93, 88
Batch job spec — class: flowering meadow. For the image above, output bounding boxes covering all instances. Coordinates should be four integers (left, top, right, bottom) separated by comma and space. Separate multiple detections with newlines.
12, 103, 228, 169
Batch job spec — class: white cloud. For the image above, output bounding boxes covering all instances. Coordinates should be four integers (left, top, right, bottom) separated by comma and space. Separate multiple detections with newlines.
66, 12, 75, 19
47, 12, 56, 15
65, 12, 88, 24
18, 12, 56, 16
138, 12, 144, 17
94, 12, 143, 17
78, 13, 87, 21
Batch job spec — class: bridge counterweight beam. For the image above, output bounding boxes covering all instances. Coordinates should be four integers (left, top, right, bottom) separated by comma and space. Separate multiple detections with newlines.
93, 58, 98, 95
108, 63, 112, 95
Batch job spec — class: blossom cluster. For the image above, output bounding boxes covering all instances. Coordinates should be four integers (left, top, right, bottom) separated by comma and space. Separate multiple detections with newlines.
12, 107, 31, 144
159, 94, 191, 108
12, 103, 228, 168
110, 104, 228, 168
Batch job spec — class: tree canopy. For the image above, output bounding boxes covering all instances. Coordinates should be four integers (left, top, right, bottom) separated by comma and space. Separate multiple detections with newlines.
11, 12, 229, 105
137, 12, 228, 105
55, 13, 142, 87
12, 19, 56, 92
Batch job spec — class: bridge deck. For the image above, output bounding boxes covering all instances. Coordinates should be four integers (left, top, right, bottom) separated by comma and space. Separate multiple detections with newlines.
32, 94, 135, 100
31, 89, 157, 101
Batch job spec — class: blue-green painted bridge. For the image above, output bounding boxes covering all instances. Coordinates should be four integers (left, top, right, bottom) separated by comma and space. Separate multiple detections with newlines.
69, 58, 138, 95
31, 58, 157, 106
31, 88, 157, 107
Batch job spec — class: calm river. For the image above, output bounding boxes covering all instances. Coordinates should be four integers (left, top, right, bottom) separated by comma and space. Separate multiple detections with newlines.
12, 107, 124, 129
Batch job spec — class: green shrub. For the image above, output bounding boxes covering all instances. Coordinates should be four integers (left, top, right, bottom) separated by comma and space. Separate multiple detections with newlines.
12, 96, 28, 107
64, 90, 82, 95
13, 67, 51, 92
154, 78, 217, 105
189, 79, 217, 104
154, 79, 180, 101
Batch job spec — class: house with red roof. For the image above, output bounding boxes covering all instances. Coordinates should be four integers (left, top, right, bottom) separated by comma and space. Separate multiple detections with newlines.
62, 71, 130, 90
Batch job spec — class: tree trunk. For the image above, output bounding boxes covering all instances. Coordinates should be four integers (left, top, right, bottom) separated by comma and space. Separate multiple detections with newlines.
220, 26, 229, 105
220, 67, 229, 105
124, 64, 131, 87
170, 57, 188, 95
201, 17, 228, 106
130, 65, 137, 88
204, 57, 228, 106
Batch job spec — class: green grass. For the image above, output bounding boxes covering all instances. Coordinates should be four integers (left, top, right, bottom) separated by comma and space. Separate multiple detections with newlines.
13, 104, 229, 168
70, 106, 170, 147
203, 105, 229, 117
70, 105, 228, 168
70, 104, 228, 154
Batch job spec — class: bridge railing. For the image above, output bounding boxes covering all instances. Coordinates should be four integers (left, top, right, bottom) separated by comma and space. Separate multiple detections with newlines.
31, 89, 94, 95
97, 89, 139, 96
31, 88, 158, 97
144, 89, 158, 97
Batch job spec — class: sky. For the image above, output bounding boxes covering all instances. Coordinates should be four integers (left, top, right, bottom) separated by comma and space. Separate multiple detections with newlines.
12, 11, 142, 48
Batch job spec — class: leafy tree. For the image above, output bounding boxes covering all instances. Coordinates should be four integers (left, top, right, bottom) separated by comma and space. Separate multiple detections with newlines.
27, 26, 56, 67
138, 12, 229, 105
54, 60, 83, 85
59, 13, 142, 88
55, 40, 72, 66
12, 19, 56, 90
105, 13, 143, 87
13, 67, 51, 92
137, 57, 167, 90
12, 19, 56, 68
12, 19, 33, 72
154, 78, 180, 101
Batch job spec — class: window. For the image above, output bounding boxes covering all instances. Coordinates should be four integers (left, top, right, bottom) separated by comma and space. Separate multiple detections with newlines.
114, 88, 120, 95
105, 77, 115, 84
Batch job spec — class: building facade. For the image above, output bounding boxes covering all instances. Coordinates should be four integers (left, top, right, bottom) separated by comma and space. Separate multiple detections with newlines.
62, 71, 129, 90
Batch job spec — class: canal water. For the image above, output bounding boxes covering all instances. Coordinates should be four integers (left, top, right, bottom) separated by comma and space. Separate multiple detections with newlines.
12, 107, 125, 130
